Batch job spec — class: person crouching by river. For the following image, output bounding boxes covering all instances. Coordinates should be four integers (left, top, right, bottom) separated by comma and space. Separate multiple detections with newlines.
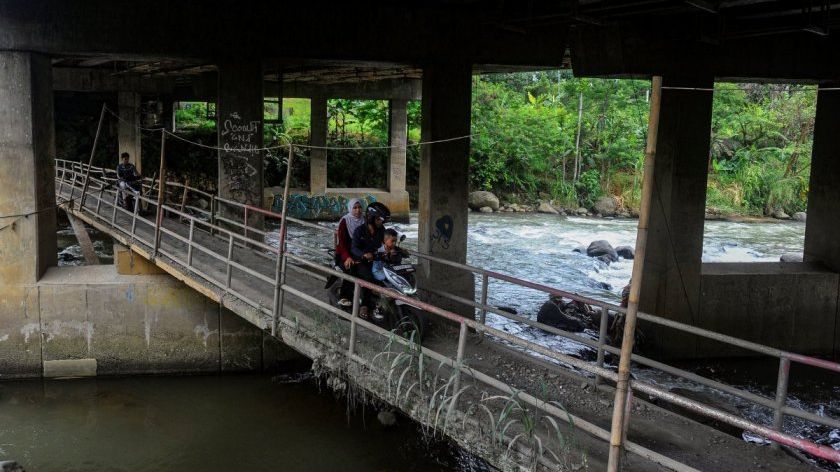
334, 198, 365, 307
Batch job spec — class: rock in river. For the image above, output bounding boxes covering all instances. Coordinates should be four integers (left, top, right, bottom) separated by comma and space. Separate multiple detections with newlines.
468, 191, 500, 211
537, 299, 588, 332
615, 245, 635, 259
594, 196, 618, 217
587, 240, 618, 262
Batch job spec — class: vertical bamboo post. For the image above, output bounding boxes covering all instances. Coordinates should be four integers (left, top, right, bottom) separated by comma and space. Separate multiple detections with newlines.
153, 130, 167, 256
606, 76, 662, 472
179, 178, 190, 222
79, 103, 107, 210
273, 144, 296, 336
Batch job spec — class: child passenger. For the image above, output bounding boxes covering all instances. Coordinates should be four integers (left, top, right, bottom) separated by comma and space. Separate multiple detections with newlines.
372, 228, 408, 281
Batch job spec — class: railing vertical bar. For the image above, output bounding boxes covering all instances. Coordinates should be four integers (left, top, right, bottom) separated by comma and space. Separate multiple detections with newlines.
210, 196, 216, 236
478, 273, 489, 341
95, 186, 104, 216
277, 252, 288, 321
271, 245, 283, 337
772, 357, 791, 449
111, 190, 119, 226
453, 321, 468, 395
130, 197, 139, 236
152, 131, 167, 256
226, 233, 234, 288
186, 218, 195, 267
348, 283, 362, 356
595, 304, 610, 388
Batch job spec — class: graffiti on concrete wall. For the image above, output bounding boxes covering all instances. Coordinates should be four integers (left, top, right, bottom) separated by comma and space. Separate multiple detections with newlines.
272, 194, 377, 220
430, 214, 453, 250
220, 111, 260, 204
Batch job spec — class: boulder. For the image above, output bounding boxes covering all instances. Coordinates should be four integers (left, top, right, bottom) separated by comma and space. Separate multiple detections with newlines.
575, 207, 588, 216
772, 209, 790, 220
194, 198, 210, 210
478, 206, 493, 213
0, 462, 24, 472
792, 212, 806, 222
594, 196, 618, 217
587, 240, 618, 262
537, 201, 559, 214
572, 246, 587, 254
595, 254, 613, 265
537, 299, 588, 332
468, 191, 500, 211
780, 253, 803, 263
615, 245, 635, 260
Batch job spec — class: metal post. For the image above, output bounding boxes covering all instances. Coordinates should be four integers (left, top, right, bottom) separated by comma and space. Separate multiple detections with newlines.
244, 206, 249, 241
478, 273, 489, 341
95, 186, 104, 217
607, 76, 662, 472
210, 196, 216, 236
111, 190, 119, 226
153, 131, 167, 256
348, 283, 362, 355
79, 103, 107, 210
453, 322, 468, 394
226, 232, 234, 288
271, 242, 283, 337
130, 196, 139, 236
772, 357, 791, 449
595, 304, 610, 388
187, 219, 195, 267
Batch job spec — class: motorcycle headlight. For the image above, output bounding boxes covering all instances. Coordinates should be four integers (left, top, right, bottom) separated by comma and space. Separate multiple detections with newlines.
385, 270, 416, 295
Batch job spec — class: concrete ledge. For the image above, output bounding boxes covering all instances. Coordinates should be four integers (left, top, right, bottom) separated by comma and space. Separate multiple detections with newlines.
43, 358, 97, 378
114, 244, 165, 275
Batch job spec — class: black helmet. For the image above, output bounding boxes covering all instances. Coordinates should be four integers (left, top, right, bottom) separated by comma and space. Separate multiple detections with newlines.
366, 202, 391, 224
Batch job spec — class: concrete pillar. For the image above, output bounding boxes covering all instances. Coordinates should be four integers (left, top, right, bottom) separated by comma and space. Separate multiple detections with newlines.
805, 82, 840, 272
217, 60, 264, 208
161, 95, 175, 132
417, 63, 474, 319
118, 91, 142, 174
638, 76, 714, 357
388, 99, 408, 193
387, 99, 411, 222
0, 51, 57, 377
804, 82, 840, 357
309, 96, 328, 194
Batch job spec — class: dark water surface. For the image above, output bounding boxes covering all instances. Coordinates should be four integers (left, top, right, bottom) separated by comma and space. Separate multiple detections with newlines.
0, 374, 475, 472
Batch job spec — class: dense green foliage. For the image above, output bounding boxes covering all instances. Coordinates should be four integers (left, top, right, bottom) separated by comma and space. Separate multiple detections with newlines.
57, 73, 812, 217
470, 72, 816, 215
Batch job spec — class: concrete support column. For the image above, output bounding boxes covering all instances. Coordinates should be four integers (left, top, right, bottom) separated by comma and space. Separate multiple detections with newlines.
217, 60, 264, 209
388, 99, 408, 193
804, 82, 840, 357
161, 95, 175, 132
118, 91, 142, 174
0, 51, 57, 377
417, 63, 474, 319
805, 82, 840, 271
309, 96, 328, 194
638, 76, 714, 356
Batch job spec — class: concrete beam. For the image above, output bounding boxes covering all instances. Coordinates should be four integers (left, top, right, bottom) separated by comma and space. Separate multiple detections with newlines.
267, 78, 421, 100
570, 20, 840, 80
417, 62, 475, 320
52, 67, 174, 93
0, 1, 568, 69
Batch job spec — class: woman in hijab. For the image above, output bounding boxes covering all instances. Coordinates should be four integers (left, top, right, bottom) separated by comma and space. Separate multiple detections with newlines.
334, 198, 365, 306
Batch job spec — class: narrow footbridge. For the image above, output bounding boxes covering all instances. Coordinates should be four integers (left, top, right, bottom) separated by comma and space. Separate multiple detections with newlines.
55, 159, 840, 471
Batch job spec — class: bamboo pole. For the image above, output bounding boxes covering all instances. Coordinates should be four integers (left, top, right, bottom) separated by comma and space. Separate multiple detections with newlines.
78, 103, 107, 210
179, 178, 190, 222
153, 131, 167, 255
606, 75, 662, 472
277, 145, 295, 255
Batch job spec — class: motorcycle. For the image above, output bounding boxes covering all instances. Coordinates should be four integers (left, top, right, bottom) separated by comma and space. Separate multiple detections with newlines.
326, 233, 428, 342
117, 179, 143, 213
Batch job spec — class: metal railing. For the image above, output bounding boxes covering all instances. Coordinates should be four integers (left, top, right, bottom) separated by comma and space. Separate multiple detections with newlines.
54, 158, 840, 468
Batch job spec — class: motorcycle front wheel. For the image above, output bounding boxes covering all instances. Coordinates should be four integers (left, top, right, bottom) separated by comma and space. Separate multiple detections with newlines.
388, 304, 427, 344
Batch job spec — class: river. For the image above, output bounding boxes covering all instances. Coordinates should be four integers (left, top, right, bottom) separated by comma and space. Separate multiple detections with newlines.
13, 212, 837, 470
